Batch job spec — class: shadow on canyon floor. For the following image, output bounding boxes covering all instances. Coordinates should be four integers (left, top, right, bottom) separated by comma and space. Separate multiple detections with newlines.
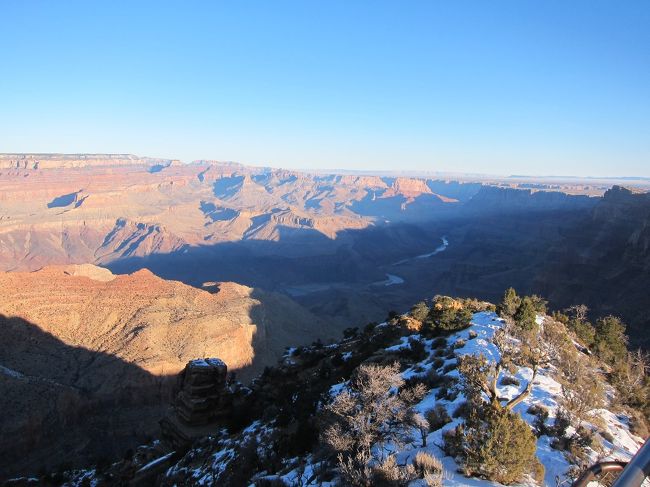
104, 208, 600, 332
0, 284, 318, 481
0, 314, 173, 479
103, 199, 650, 351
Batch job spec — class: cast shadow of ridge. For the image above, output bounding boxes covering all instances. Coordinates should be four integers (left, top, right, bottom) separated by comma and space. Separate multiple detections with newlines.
0, 314, 176, 481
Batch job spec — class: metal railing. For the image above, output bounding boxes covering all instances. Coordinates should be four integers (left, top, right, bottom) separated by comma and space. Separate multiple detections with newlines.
573, 439, 650, 487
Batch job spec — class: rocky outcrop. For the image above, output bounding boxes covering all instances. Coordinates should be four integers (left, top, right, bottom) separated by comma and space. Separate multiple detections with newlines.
160, 358, 233, 449
174, 358, 228, 426
384, 177, 432, 198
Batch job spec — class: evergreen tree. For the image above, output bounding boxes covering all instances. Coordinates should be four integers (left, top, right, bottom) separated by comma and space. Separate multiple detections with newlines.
514, 297, 537, 332
593, 316, 628, 365
428, 296, 472, 332
497, 287, 521, 318
449, 405, 539, 485
528, 294, 548, 314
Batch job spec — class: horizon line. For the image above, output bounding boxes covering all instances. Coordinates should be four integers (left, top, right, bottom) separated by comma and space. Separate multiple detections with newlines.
1, 152, 649, 182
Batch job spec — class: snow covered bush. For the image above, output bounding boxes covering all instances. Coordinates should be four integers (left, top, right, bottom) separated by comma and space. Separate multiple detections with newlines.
319, 362, 427, 486
413, 451, 444, 486
371, 454, 417, 486
425, 404, 451, 431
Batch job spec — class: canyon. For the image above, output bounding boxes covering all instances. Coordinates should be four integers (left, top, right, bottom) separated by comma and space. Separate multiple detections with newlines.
1, 153, 649, 478
1, 153, 649, 341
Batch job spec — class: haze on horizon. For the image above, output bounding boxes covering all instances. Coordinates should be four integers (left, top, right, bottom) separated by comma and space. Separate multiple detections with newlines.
1, 1, 649, 177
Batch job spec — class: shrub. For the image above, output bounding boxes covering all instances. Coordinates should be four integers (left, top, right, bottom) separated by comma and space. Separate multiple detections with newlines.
387, 310, 400, 321
442, 425, 464, 457
459, 297, 495, 313
431, 337, 447, 349
551, 407, 571, 439
343, 327, 359, 339
400, 337, 427, 362
331, 353, 344, 368
424, 471, 443, 487
629, 411, 649, 438
428, 296, 472, 332
554, 426, 601, 464
559, 354, 604, 425
541, 318, 574, 356
452, 400, 473, 419
453, 339, 466, 350
320, 363, 426, 486
422, 369, 445, 388
255, 478, 287, 487
405, 368, 450, 391
569, 319, 596, 348
436, 383, 455, 400
527, 404, 550, 437
531, 458, 545, 484
363, 322, 378, 335
425, 404, 451, 431
410, 301, 430, 322
455, 406, 539, 485
500, 375, 520, 387
431, 357, 445, 370
371, 455, 416, 486
610, 350, 650, 415
528, 295, 548, 314
433, 348, 447, 358
442, 362, 457, 374
370, 455, 417, 487
413, 451, 444, 484
527, 404, 547, 416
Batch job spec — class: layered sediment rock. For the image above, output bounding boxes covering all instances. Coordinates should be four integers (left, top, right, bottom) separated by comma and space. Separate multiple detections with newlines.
174, 358, 228, 425
160, 358, 233, 448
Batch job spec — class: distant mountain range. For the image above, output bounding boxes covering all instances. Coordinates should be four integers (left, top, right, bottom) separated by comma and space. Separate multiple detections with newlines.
1, 153, 648, 348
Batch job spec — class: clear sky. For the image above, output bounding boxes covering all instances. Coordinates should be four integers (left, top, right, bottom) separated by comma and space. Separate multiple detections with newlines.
1, 1, 649, 177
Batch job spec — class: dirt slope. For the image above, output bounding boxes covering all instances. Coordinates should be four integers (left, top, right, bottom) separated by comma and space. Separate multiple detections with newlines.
0, 265, 333, 478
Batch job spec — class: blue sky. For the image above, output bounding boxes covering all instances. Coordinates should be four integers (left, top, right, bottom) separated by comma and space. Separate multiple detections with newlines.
1, 1, 649, 176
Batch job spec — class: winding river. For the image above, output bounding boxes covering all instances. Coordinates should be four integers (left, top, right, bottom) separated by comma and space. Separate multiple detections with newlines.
378, 236, 450, 286
392, 236, 449, 266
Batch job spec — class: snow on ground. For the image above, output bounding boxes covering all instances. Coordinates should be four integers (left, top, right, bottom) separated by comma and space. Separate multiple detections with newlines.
375, 311, 644, 486
403, 312, 644, 487
172, 311, 645, 487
